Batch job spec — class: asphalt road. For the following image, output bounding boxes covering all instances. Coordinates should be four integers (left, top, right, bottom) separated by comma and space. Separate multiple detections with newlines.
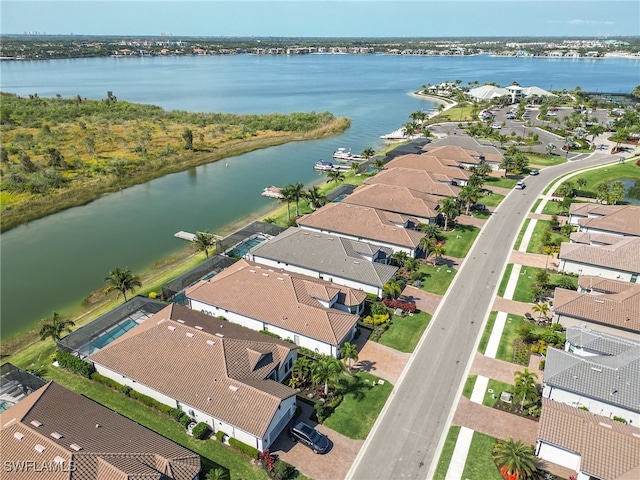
346, 152, 619, 480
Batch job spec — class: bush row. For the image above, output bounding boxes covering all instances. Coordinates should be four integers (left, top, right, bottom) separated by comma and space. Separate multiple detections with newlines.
56, 350, 95, 377
90, 371, 172, 414
314, 394, 343, 424
382, 299, 417, 313
228, 437, 259, 459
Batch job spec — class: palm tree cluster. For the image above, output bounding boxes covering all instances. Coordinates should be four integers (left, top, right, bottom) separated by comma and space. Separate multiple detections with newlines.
39, 311, 75, 343
278, 182, 328, 224
103, 266, 142, 302
289, 355, 344, 397
492, 438, 537, 480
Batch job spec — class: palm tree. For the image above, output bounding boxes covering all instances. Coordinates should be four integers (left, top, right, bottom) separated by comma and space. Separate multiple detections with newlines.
104, 266, 142, 302
205, 467, 229, 480
305, 185, 326, 210
576, 178, 587, 190
290, 182, 305, 218
278, 184, 296, 222
191, 231, 216, 258
531, 302, 550, 321
545, 142, 557, 156
459, 185, 480, 215
556, 181, 575, 198
494, 133, 509, 148
292, 357, 313, 385
587, 124, 605, 147
419, 236, 435, 262
492, 438, 537, 480
420, 223, 441, 240
312, 357, 342, 396
401, 122, 416, 138
383, 279, 403, 299
39, 311, 75, 343
350, 161, 360, 174
476, 162, 493, 179
431, 242, 447, 266
340, 342, 359, 370
439, 197, 458, 231
608, 180, 625, 205
327, 169, 345, 186
499, 156, 516, 177
361, 147, 375, 159
514, 368, 539, 411
374, 158, 385, 171
391, 250, 409, 267
404, 257, 420, 273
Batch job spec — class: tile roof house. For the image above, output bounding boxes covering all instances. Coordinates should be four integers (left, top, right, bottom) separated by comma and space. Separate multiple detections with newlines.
422, 137, 504, 167
186, 259, 365, 358
552, 278, 640, 338
568, 204, 640, 237
341, 183, 443, 224
542, 327, 640, 426
249, 227, 398, 297
297, 202, 426, 258
365, 167, 462, 197
536, 398, 640, 480
379, 156, 472, 185
89, 304, 298, 452
0, 378, 200, 480
558, 236, 640, 282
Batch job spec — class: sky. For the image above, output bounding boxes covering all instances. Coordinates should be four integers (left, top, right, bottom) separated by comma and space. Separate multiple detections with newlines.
1, 0, 639, 38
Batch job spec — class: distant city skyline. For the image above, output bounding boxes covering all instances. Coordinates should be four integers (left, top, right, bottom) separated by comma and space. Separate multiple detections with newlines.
1, 1, 639, 38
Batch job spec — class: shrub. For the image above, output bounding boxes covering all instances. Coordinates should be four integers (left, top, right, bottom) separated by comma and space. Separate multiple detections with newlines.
120, 385, 131, 396
170, 408, 186, 421
192, 422, 211, 440
215, 430, 226, 442
539, 359, 546, 370
259, 449, 276, 472
260, 330, 281, 339
613, 416, 628, 424
578, 406, 588, 411
91, 372, 123, 390
228, 438, 259, 459
382, 299, 417, 313
180, 415, 193, 428
365, 293, 379, 303
370, 302, 389, 316
513, 339, 530, 366
272, 459, 296, 480
56, 350, 95, 378
129, 389, 170, 413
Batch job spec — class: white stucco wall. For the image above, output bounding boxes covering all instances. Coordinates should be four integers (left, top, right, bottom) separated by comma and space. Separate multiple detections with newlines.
543, 386, 639, 425
554, 315, 640, 342
263, 396, 296, 448
93, 364, 178, 408
536, 441, 581, 472
558, 259, 635, 281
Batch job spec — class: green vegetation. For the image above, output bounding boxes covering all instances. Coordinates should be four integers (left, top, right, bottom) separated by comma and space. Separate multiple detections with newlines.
526, 219, 569, 254
483, 379, 513, 407
462, 375, 477, 399
497, 264, 514, 298
477, 311, 497, 354
557, 161, 639, 204
484, 176, 518, 189
495, 314, 526, 363
0, 93, 349, 231
441, 224, 480, 258
323, 371, 393, 439
418, 264, 457, 295
512, 266, 578, 303
526, 154, 566, 167
378, 311, 432, 353
462, 432, 504, 480
476, 190, 505, 208
513, 219, 530, 251
433, 426, 462, 480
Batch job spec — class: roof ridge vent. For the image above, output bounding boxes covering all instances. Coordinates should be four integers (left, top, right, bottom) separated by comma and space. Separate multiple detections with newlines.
30, 420, 42, 427
195, 326, 204, 330
263, 273, 269, 277
206, 340, 215, 346
229, 385, 238, 392
599, 422, 612, 429
50, 432, 63, 439
13, 432, 24, 440
176, 319, 185, 323
186, 332, 195, 338
70, 443, 83, 451
168, 326, 176, 331
34, 444, 45, 453
249, 270, 256, 273
591, 367, 602, 372
215, 333, 224, 338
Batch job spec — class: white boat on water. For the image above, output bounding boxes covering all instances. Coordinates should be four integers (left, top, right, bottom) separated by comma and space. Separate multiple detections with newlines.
314, 160, 351, 172
332, 147, 362, 161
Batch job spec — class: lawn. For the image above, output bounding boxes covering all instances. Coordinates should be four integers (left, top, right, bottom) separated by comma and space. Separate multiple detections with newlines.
442, 224, 480, 258
513, 219, 530, 251
378, 310, 432, 353
418, 263, 457, 295
512, 266, 578, 303
530, 199, 541, 213
485, 175, 518, 189
526, 220, 569, 254
526, 153, 567, 167
557, 160, 640, 196
462, 375, 477, 399
483, 379, 513, 407
461, 432, 504, 480
477, 311, 497, 355
324, 371, 393, 439
495, 314, 526, 363
433, 426, 461, 480
477, 190, 506, 207
497, 264, 514, 298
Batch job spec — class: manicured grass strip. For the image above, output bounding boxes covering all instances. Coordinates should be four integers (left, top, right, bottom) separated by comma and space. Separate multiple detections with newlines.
495, 314, 525, 363
433, 426, 462, 480
526, 220, 569, 254
485, 176, 518, 189
513, 219, 530, 251
483, 379, 513, 407
477, 311, 498, 355
497, 264, 514, 298
461, 432, 504, 480
477, 190, 505, 208
378, 311, 432, 353
530, 199, 541, 213
512, 266, 578, 303
526, 154, 566, 167
419, 264, 457, 296
324, 372, 393, 440
462, 375, 478, 400
557, 161, 640, 196
442, 224, 480, 258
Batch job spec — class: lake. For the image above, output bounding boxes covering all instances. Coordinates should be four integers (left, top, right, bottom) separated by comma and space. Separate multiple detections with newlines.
1, 53, 639, 338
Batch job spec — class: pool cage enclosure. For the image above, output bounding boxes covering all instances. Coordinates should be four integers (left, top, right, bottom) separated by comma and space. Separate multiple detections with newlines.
57, 296, 167, 359
1, 363, 48, 412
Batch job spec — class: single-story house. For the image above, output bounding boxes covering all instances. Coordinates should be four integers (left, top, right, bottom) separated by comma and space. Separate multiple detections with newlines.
364, 167, 462, 196
341, 183, 442, 225
249, 227, 398, 297
536, 398, 640, 480
568, 204, 640, 237
186, 259, 365, 357
424, 135, 504, 166
558, 237, 640, 282
542, 326, 640, 426
90, 304, 298, 452
0, 375, 201, 480
297, 202, 426, 258
384, 154, 472, 185
552, 277, 640, 339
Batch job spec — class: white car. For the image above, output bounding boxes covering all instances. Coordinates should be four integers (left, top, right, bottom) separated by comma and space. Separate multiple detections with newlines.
491, 123, 502, 129
515, 181, 526, 190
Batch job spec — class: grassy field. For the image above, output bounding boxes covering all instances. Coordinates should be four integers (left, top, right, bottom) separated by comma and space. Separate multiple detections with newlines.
462, 375, 477, 399
433, 426, 462, 480
477, 190, 506, 207
483, 379, 513, 407
526, 154, 567, 167
461, 432, 504, 480
324, 371, 393, 439
495, 314, 526, 363
556, 161, 640, 196
526, 220, 569, 254
442, 224, 480, 258
513, 219, 530, 251
497, 264, 514, 298
477, 311, 498, 355
485, 175, 518, 189
378, 311, 432, 353
418, 263, 457, 295
512, 266, 578, 303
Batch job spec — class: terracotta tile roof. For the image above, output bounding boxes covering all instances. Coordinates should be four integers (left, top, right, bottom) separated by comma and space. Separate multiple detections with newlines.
553, 283, 640, 333
90, 304, 297, 439
342, 183, 442, 220
0, 382, 200, 480
420, 145, 484, 165
249, 228, 398, 289
577, 207, 640, 237
559, 237, 640, 273
569, 231, 619, 245
423, 136, 504, 163
364, 168, 461, 198
538, 398, 640, 480
185, 260, 363, 345
578, 275, 635, 294
385, 154, 472, 179
297, 202, 425, 250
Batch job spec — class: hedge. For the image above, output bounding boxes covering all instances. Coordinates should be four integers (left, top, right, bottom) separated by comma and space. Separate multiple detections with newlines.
192, 422, 211, 439
259, 330, 282, 340
215, 430, 226, 442
382, 299, 417, 313
170, 407, 186, 421
180, 414, 193, 427
228, 437, 259, 459
91, 372, 122, 390
56, 350, 95, 378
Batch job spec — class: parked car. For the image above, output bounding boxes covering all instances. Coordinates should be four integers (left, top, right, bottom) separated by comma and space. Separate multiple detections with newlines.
529, 169, 539, 176
470, 203, 488, 211
491, 123, 502, 129
515, 181, 526, 190
290, 421, 330, 454
506, 113, 516, 120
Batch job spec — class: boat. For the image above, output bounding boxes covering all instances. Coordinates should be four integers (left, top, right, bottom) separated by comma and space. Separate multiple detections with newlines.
332, 147, 362, 161
261, 186, 284, 199
380, 128, 424, 140
314, 160, 337, 171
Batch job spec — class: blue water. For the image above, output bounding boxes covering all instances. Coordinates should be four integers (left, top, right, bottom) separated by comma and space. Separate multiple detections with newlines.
226, 236, 267, 257
1, 54, 638, 337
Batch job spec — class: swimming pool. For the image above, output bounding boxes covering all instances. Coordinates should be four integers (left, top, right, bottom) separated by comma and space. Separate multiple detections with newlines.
226, 236, 267, 258
332, 194, 348, 203
79, 318, 140, 356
